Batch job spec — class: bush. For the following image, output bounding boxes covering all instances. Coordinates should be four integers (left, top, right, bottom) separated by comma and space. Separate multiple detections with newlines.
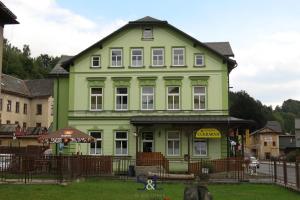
286, 150, 300, 162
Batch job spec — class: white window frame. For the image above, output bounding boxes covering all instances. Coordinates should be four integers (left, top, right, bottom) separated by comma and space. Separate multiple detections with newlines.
91, 55, 101, 68
193, 138, 208, 156
167, 131, 180, 156
172, 48, 185, 66
193, 86, 206, 110
111, 49, 122, 67
143, 27, 153, 39
167, 86, 180, 110
142, 132, 154, 152
131, 48, 143, 67
89, 131, 102, 155
141, 86, 154, 110
115, 131, 128, 156
90, 87, 103, 111
195, 54, 205, 67
152, 48, 164, 67
115, 87, 128, 111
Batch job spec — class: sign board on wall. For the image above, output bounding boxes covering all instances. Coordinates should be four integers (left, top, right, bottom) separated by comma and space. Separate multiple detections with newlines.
195, 128, 221, 139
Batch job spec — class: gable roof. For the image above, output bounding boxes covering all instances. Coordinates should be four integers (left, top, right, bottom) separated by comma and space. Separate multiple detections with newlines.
49, 55, 72, 76
0, 1, 18, 25
60, 16, 236, 73
251, 121, 282, 135
204, 42, 234, 57
1, 74, 53, 98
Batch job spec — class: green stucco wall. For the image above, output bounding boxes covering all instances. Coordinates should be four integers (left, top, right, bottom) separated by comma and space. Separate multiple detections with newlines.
53, 23, 230, 161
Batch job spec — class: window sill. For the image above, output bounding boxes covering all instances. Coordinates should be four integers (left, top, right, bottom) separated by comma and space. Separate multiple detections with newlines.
90, 66, 101, 69
170, 65, 187, 68
149, 65, 167, 68
108, 66, 125, 69
89, 109, 103, 112
194, 65, 206, 68
128, 65, 145, 69
141, 38, 154, 41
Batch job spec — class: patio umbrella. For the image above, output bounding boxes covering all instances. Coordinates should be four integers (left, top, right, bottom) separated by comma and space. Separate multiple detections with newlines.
38, 127, 95, 144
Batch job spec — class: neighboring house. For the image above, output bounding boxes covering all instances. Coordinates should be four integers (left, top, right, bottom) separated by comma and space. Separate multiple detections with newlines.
0, 74, 54, 129
0, 124, 47, 147
279, 133, 296, 156
249, 121, 282, 160
0, 2, 18, 123
295, 118, 300, 148
50, 16, 252, 171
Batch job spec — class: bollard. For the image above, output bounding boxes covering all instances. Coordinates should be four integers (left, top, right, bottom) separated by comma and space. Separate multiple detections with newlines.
184, 185, 212, 200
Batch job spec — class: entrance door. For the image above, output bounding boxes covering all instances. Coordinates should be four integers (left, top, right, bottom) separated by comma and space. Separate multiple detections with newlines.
142, 132, 154, 152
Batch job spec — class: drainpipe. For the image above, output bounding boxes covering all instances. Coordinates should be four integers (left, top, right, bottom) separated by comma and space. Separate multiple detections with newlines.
55, 76, 60, 155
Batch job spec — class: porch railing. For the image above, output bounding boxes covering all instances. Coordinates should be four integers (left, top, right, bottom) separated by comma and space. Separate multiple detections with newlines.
136, 152, 169, 173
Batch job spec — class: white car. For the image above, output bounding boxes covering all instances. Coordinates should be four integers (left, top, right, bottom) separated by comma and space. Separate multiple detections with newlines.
249, 156, 260, 168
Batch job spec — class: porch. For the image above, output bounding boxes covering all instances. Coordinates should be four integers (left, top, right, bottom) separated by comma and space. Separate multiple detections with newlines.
131, 115, 255, 172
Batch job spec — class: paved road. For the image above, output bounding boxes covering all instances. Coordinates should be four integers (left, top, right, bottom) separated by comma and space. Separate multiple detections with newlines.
257, 162, 297, 184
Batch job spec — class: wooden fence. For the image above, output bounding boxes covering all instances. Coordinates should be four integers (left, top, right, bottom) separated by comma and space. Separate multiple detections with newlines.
136, 152, 169, 173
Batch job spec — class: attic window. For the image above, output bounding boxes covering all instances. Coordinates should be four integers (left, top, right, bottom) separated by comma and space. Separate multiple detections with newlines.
142, 27, 153, 39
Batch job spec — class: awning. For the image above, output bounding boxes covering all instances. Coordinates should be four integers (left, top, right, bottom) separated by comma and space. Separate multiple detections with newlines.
130, 115, 255, 126
38, 127, 95, 144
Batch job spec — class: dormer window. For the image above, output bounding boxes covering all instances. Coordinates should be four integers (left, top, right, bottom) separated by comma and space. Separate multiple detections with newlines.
142, 27, 153, 39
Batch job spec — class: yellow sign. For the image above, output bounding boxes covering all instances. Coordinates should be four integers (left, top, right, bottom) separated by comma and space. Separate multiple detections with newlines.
195, 128, 221, 139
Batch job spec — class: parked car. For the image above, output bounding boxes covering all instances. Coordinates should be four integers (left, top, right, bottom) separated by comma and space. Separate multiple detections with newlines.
249, 156, 260, 168
0, 154, 12, 171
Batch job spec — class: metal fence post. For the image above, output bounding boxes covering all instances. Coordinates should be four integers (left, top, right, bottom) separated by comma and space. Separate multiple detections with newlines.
296, 161, 300, 190
274, 160, 277, 183
283, 161, 287, 186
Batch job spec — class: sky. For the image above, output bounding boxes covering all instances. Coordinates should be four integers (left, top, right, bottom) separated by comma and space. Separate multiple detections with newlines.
2, 0, 300, 107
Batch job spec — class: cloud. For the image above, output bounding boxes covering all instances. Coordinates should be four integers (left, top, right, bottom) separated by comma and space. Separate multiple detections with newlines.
231, 31, 300, 107
2, 0, 127, 57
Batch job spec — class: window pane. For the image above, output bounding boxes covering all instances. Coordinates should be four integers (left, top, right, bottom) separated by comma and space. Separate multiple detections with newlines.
168, 141, 173, 155
200, 96, 206, 109
132, 49, 142, 55
91, 88, 102, 94
96, 141, 102, 154
168, 96, 173, 109
116, 132, 127, 139
174, 141, 180, 155
142, 96, 147, 109
194, 87, 205, 94
168, 132, 179, 139
117, 88, 127, 94
97, 96, 102, 109
122, 96, 128, 109
174, 96, 179, 109
116, 141, 121, 154
90, 142, 95, 154
91, 96, 96, 110
91, 132, 101, 138
194, 96, 200, 109
112, 50, 121, 56
196, 55, 204, 66
168, 87, 179, 94
153, 49, 163, 55
116, 96, 122, 110
142, 87, 153, 94
148, 97, 154, 109
142, 132, 153, 140
122, 141, 127, 154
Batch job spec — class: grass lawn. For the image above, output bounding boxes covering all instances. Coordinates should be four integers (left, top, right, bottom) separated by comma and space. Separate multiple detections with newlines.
0, 179, 299, 200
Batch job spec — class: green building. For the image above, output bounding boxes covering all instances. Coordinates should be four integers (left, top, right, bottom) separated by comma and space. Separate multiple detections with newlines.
50, 16, 251, 171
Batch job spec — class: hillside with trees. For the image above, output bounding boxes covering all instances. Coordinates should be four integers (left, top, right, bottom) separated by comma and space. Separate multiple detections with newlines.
2, 39, 59, 79
229, 91, 300, 133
